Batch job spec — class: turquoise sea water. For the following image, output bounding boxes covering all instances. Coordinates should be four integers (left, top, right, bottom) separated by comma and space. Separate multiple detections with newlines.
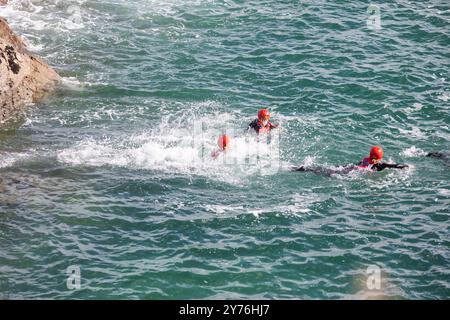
0, 0, 449, 299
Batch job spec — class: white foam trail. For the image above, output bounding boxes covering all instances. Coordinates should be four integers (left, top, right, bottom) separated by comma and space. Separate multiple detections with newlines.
57, 101, 284, 184
57, 140, 128, 167
57, 133, 281, 183
401, 146, 427, 158
302, 155, 317, 167
355, 164, 415, 189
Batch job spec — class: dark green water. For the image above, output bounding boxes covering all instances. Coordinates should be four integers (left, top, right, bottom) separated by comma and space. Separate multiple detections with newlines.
0, 0, 449, 299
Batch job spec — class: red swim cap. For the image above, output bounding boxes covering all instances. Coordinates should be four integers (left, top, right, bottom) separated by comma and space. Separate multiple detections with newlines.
258, 109, 270, 120
370, 146, 384, 160
217, 134, 230, 150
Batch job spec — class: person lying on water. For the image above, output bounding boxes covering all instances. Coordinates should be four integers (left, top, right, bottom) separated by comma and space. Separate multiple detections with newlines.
247, 109, 279, 134
211, 134, 231, 159
292, 146, 408, 175
426, 151, 450, 165
426, 152, 449, 159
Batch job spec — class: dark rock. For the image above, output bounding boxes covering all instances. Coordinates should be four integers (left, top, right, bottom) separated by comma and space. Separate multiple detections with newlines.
0, 17, 61, 124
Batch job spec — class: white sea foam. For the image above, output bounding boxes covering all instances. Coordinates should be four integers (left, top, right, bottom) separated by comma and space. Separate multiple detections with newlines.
248, 209, 263, 218
398, 126, 426, 139
404, 103, 423, 114
57, 103, 284, 184
302, 155, 317, 167
220, 192, 323, 218
437, 189, 450, 197
60, 77, 100, 91
0, 0, 91, 45
57, 134, 281, 181
277, 193, 319, 216
401, 146, 427, 158
370, 164, 415, 189
0, 156, 16, 169
0, 152, 29, 168
60, 77, 86, 91
22, 37, 44, 51
205, 204, 245, 214
437, 93, 449, 102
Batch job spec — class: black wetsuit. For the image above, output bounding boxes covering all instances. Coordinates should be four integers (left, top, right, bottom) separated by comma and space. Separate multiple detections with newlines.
292, 165, 354, 175
247, 119, 277, 134
356, 161, 408, 171
292, 160, 407, 175
427, 152, 448, 159
427, 151, 450, 165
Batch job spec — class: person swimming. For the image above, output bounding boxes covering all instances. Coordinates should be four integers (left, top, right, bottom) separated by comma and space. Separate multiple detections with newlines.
211, 134, 230, 159
426, 151, 450, 165
247, 109, 278, 134
426, 152, 449, 159
292, 146, 408, 175
356, 146, 408, 171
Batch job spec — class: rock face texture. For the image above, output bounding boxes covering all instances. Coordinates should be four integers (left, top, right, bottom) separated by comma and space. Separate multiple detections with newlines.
0, 16, 61, 123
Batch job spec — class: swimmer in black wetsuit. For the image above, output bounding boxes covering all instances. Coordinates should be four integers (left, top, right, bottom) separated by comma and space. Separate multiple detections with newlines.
426, 151, 450, 165
292, 146, 408, 175
247, 109, 278, 134
426, 152, 448, 159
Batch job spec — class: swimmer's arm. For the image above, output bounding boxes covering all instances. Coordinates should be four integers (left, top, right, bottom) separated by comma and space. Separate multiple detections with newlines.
291, 165, 333, 172
291, 165, 308, 172
211, 150, 221, 159
377, 163, 408, 171
246, 120, 257, 133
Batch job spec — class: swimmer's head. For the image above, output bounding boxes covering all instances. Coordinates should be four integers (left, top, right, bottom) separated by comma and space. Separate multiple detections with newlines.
258, 109, 270, 125
217, 134, 231, 150
370, 146, 384, 163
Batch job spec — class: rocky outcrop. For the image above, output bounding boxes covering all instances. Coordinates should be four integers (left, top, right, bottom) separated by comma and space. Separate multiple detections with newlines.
0, 16, 61, 123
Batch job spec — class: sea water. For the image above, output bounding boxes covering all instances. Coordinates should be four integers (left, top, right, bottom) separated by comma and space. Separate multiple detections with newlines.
0, 0, 449, 299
